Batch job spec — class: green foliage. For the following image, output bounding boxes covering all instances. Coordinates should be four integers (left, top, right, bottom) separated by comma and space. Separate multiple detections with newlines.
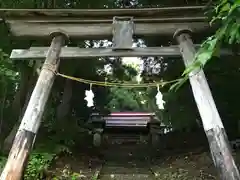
170, 0, 240, 91
107, 87, 147, 111
52, 171, 84, 180
0, 147, 64, 180
24, 152, 54, 180
24, 144, 71, 180
70, 172, 82, 180
0, 49, 20, 137
0, 47, 18, 79
0, 156, 7, 170
91, 171, 100, 180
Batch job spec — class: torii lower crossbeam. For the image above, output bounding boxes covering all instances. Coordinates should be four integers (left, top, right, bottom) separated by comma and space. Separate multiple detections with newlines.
10, 46, 238, 60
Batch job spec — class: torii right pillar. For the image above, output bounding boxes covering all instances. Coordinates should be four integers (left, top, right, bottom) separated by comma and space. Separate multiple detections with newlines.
174, 29, 240, 180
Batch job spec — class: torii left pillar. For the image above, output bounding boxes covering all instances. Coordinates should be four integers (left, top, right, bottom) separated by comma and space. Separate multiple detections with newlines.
174, 29, 240, 180
0, 32, 68, 180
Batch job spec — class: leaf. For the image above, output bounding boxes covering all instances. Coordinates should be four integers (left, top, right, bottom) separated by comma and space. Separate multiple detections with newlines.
169, 77, 188, 92
229, 23, 240, 44
182, 61, 201, 76
228, 1, 240, 16
221, 3, 231, 13
216, 0, 228, 13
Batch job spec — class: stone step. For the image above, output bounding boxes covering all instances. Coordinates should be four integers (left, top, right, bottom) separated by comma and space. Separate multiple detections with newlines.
101, 167, 149, 174
99, 173, 152, 180
104, 133, 145, 141
103, 145, 151, 161
104, 152, 149, 158
99, 162, 153, 180
104, 153, 150, 161
102, 164, 150, 170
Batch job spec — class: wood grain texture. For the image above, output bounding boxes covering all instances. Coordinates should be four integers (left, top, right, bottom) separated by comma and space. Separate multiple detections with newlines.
10, 45, 238, 60
0, 6, 212, 39
176, 32, 240, 180
0, 130, 35, 180
0, 35, 65, 180
207, 127, 240, 180
6, 17, 207, 23
0, 6, 206, 18
7, 21, 210, 39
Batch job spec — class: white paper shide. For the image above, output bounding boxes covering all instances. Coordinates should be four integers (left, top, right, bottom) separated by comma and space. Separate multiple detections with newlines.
155, 86, 165, 110
84, 89, 94, 107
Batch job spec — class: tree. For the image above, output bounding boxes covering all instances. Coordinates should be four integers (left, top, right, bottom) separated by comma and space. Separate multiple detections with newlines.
173, 0, 240, 89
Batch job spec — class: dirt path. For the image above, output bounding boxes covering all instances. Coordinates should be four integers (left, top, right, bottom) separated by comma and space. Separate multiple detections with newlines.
97, 143, 156, 180
98, 160, 155, 180
47, 133, 217, 180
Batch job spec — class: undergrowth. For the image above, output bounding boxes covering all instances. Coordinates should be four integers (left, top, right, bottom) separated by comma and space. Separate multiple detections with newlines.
0, 156, 7, 171
0, 141, 73, 180
24, 138, 76, 180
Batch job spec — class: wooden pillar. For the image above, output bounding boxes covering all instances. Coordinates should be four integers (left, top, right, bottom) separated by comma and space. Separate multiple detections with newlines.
0, 32, 67, 180
174, 29, 240, 180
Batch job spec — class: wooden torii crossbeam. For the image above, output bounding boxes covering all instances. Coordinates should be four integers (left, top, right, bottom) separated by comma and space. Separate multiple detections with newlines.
10, 45, 238, 60
0, 6, 239, 180
0, 6, 211, 40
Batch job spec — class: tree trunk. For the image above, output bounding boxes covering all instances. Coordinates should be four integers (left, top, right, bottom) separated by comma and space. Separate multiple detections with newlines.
174, 30, 240, 180
2, 66, 33, 152
56, 79, 73, 122
3, 74, 37, 152
11, 66, 32, 125
0, 78, 7, 142
0, 34, 65, 180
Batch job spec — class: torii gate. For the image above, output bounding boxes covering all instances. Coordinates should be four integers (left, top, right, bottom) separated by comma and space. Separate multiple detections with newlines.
0, 6, 239, 180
